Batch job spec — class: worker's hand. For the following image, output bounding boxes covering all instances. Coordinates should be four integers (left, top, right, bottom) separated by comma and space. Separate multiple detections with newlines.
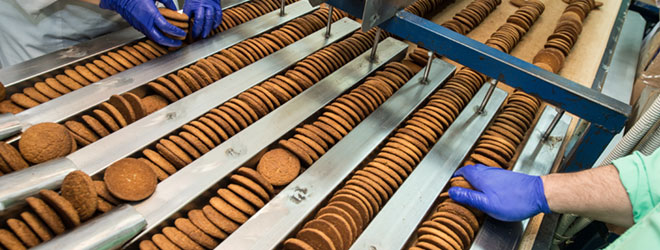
183, 0, 223, 39
449, 164, 552, 221
100, 0, 186, 47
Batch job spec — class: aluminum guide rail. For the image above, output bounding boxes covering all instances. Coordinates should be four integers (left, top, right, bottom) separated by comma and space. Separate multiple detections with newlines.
0, 0, 250, 95
32, 205, 145, 250
219, 57, 455, 250
0, 17, 358, 212
469, 106, 572, 250
126, 37, 410, 248
351, 85, 508, 250
10, 0, 316, 128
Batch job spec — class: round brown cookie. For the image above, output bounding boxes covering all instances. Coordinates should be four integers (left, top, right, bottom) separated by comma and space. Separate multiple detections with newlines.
238, 92, 268, 117
268, 77, 297, 97
417, 233, 456, 250
93, 180, 120, 205
303, 219, 344, 250
9, 92, 38, 110
323, 111, 354, 131
432, 215, 472, 247
228, 98, 258, 125
483, 127, 520, 145
315, 207, 358, 242
230, 174, 269, 201
189, 65, 214, 86
142, 95, 169, 115
390, 136, 424, 159
100, 55, 127, 72
302, 124, 335, 147
317, 213, 352, 249
477, 140, 513, 160
326, 200, 364, 234
329, 192, 372, 226
341, 94, 370, 119
60, 170, 97, 220
178, 130, 210, 156
449, 176, 473, 189
22, 87, 49, 104
84, 63, 110, 79
221, 49, 248, 68
296, 228, 336, 250
0, 229, 26, 250
64, 120, 97, 145
232, 43, 258, 63
18, 122, 71, 164
26, 196, 66, 235
156, 142, 187, 169
181, 124, 215, 148
396, 128, 429, 150
294, 64, 320, 84
63, 68, 92, 86
208, 109, 239, 135
81, 114, 110, 137
355, 168, 394, 198
116, 49, 142, 66
121, 92, 146, 119
381, 144, 417, 167
255, 147, 301, 186
228, 181, 264, 209
123, 46, 149, 63
39, 189, 80, 228
249, 85, 278, 110
470, 152, 502, 168
196, 59, 221, 81
148, 82, 178, 103
53, 74, 83, 91
169, 135, 201, 159
285, 69, 314, 89
107, 95, 136, 124
19, 211, 52, 242
278, 139, 313, 166
271, 30, 295, 46
33, 82, 61, 100
94, 105, 123, 131
350, 91, 377, 113
474, 147, 509, 166
188, 209, 227, 239
174, 218, 219, 249
208, 196, 248, 223
163, 227, 204, 250
144, 40, 168, 56
435, 201, 479, 233
334, 97, 365, 122
211, 54, 239, 72
327, 103, 360, 126
159, 8, 189, 21
367, 160, 404, 184
92, 59, 120, 76
104, 158, 157, 201
7, 218, 40, 247
237, 167, 275, 196
335, 187, 376, 220
167, 74, 193, 96
107, 51, 135, 69
177, 69, 202, 91
283, 238, 315, 250
138, 157, 169, 181
202, 204, 239, 234
419, 220, 463, 249
361, 165, 399, 191
155, 76, 184, 99
139, 240, 159, 250
295, 127, 328, 150
318, 115, 348, 137
289, 137, 320, 162
159, 138, 193, 165
261, 80, 293, 102
152, 233, 181, 250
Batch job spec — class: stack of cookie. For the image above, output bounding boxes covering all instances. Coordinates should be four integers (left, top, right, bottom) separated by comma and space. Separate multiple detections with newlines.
441, 0, 502, 35
0, 0, 297, 115
485, 1, 544, 53
159, 8, 190, 42
532, 0, 599, 73
404, 0, 450, 17
0, 163, 156, 249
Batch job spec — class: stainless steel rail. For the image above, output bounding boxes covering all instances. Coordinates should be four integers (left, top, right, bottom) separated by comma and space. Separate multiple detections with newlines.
125, 37, 410, 248
218, 57, 456, 249
0, 0, 316, 138
0, 16, 355, 212
0, 0, 251, 96
351, 85, 508, 250
469, 106, 572, 250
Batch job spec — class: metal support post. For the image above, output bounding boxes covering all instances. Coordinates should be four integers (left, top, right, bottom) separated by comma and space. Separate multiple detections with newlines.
421, 51, 433, 84
325, 6, 334, 38
369, 28, 382, 61
280, 0, 286, 16
542, 109, 565, 141
478, 79, 497, 114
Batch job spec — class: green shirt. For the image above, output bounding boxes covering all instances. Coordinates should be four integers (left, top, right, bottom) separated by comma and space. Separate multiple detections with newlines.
606, 150, 660, 249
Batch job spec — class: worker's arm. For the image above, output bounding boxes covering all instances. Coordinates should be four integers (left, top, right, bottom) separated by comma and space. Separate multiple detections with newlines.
449, 163, 634, 227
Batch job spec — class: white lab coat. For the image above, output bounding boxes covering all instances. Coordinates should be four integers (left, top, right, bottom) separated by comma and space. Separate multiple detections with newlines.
0, 0, 129, 68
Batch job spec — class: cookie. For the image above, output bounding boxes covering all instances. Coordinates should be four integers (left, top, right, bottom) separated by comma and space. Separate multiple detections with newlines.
217, 188, 256, 215
109, 94, 137, 123
92, 109, 120, 132
103, 158, 157, 201
122, 92, 146, 119
139, 240, 159, 250
17, 122, 71, 164
138, 158, 169, 182
162, 227, 204, 250
236, 167, 274, 195
317, 213, 352, 250
174, 218, 218, 249
188, 209, 227, 239
202, 205, 239, 234
19, 211, 52, 242
296, 228, 336, 250
7, 218, 40, 247
65, 120, 99, 146
0, 142, 28, 171
61, 170, 97, 220
208, 196, 248, 223
22, 87, 49, 103
92, 180, 120, 205
0, 229, 26, 250
39, 189, 80, 228
142, 95, 169, 115
228, 183, 264, 208
81, 115, 110, 137
152, 233, 180, 250
25, 197, 65, 235
283, 238, 314, 250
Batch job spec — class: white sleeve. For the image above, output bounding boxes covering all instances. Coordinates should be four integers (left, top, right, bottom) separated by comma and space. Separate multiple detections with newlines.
15, 0, 59, 15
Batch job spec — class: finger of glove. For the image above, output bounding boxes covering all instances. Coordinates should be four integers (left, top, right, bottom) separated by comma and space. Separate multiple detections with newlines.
154, 15, 187, 38
146, 27, 182, 47
213, 8, 223, 30
158, 0, 178, 11
191, 7, 206, 39
448, 187, 491, 213
201, 7, 214, 38
452, 164, 490, 189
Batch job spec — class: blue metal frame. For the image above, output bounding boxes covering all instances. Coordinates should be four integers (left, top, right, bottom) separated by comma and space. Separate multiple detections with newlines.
326, 0, 631, 172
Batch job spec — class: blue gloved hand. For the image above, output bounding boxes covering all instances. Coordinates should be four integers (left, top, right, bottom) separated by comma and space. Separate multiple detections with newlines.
183, 0, 223, 39
448, 164, 552, 221
100, 0, 186, 47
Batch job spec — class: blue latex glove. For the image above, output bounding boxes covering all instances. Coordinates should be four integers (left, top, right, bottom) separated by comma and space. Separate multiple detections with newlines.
183, 0, 223, 39
100, 0, 186, 47
448, 164, 552, 221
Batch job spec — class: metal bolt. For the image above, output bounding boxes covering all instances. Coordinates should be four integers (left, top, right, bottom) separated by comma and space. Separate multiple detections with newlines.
279, 0, 286, 16
369, 28, 382, 61
477, 79, 497, 114
543, 109, 565, 141
421, 51, 433, 84
325, 6, 334, 38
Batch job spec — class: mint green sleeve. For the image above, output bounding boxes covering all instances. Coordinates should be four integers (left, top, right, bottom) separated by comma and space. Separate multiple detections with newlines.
604, 204, 660, 250
612, 149, 660, 222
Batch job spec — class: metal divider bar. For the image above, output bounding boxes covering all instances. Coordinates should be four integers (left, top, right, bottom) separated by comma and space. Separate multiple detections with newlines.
0, 0, 251, 94
351, 84, 508, 250
14, 0, 316, 126
127, 37, 410, 248
469, 106, 572, 250
218, 57, 456, 249
0, 17, 358, 212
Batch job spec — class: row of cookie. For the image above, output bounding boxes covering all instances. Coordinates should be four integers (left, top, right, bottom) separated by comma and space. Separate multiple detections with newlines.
532, 0, 598, 73
282, 57, 489, 250
409, 91, 541, 250
484, 1, 544, 53
404, 0, 450, 18
137, 61, 417, 250
442, 0, 502, 35
0, 0, 294, 115
0, 160, 159, 250
0, 6, 347, 175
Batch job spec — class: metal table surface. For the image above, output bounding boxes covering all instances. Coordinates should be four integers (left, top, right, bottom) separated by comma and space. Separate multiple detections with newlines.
126, 37, 411, 248
218, 57, 455, 249
351, 84, 508, 250
8, 0, 316, 129
0, 0, 251, 96
0, 16, 357, 213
